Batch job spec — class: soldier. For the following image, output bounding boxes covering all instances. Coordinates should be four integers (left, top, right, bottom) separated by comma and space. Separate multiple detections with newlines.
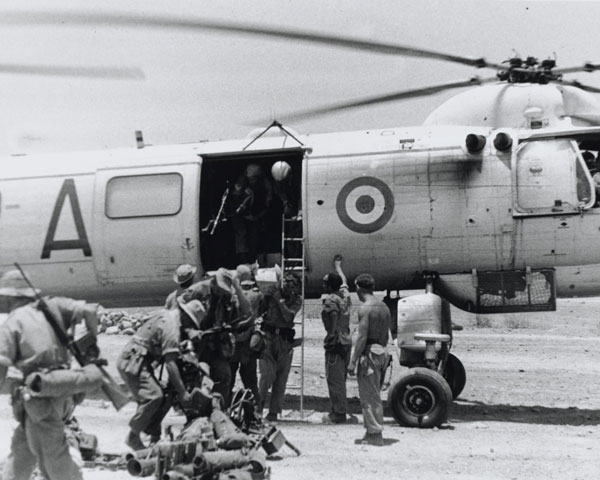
230, 163, 273, 264
0, 269, 103, 480
117, 298, 205, 450
165, 264, 197, 309
181, 267, 252, 407
320, 263, 354, 424
348, 273, 391, 447
228, 265, 263, 405
258, 272, 302, 422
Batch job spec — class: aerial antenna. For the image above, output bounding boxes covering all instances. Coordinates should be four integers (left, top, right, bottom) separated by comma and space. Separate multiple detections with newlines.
135, 130, 144, 149
243, 120, 304, 150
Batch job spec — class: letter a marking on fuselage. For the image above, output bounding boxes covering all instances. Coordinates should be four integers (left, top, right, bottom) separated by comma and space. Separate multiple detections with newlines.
41, 178, 92, 259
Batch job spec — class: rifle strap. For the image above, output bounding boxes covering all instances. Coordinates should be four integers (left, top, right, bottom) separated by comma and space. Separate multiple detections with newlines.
36, 300, 75, 359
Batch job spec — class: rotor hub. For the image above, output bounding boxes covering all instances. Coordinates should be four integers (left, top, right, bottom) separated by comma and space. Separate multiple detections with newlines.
497, 56, 562, 84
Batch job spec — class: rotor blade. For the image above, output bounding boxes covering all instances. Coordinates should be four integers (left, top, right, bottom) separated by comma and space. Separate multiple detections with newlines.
262, 76, 498, 123
554, 79, 600, 93
2, 10, 502, 70
0, 63, 144, 80
554, 63, 600, 75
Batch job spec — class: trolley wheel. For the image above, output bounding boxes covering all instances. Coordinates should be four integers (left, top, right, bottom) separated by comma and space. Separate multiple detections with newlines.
442, 353, 466, 399
388, 367, 453, 428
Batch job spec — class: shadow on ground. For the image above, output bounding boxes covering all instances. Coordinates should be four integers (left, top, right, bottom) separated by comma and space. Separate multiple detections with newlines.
450, 399, 600, 426
281, 394, 600, 427
17, 389, 597, 429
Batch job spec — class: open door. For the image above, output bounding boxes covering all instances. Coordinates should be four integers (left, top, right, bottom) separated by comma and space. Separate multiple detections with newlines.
198, 147, 304, 271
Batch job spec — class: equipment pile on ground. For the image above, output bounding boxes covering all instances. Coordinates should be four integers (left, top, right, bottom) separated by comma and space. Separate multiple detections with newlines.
87, 389, 299, 480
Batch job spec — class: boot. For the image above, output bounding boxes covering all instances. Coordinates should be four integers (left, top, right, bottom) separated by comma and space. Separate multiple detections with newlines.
354, 432, 384, 446
125, 430, 146, 451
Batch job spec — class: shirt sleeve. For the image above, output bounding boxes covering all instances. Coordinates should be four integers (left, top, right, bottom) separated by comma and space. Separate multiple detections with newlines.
48, 297, 86, 328
183, 280, 211, 307
322, 296, 341, 314
159, 314, 181, 357
0, 318, 17, 366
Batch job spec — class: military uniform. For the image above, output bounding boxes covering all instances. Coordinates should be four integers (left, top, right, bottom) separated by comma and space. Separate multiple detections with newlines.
258, 293, 302, 419
117, 309, 182, 441
357, 309, 389, 436
322, 290, 352, 421
183, 275, 249, 406
165, 287, 185, 310
229, 286, 264, 404
0, 297, 91, 480
230, 166, 273, 264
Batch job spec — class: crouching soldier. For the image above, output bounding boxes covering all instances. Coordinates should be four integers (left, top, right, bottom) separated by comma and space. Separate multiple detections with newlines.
0, 269, 104, 480
117, 298, 205, 450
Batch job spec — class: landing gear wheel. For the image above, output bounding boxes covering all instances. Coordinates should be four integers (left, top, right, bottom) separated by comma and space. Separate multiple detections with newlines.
442, 353, 466, 399
388, 367, 453, 428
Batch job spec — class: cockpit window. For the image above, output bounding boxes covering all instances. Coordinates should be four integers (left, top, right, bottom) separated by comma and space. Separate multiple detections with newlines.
514, 139, 594, 215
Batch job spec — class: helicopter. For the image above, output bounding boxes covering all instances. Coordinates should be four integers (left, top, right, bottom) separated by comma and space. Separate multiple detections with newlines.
2, 9, 600, 307
2, 9, 600, 426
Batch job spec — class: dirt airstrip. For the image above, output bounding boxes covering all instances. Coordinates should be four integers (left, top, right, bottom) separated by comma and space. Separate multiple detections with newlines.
1, 297, 599, 480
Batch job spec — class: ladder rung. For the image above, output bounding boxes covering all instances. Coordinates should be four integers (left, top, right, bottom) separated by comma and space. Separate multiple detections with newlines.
286, 385, 301, 389
284, 266, 305, 271
283, 237, 304, 241
291, 363, 302, 368
284, 258, 304, 262
284, 218, 302, 222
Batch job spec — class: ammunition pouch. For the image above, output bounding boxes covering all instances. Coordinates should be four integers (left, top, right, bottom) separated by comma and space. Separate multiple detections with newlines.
120, 341, 148, 377
262, 324, 295, 342
25, 364, 104, 398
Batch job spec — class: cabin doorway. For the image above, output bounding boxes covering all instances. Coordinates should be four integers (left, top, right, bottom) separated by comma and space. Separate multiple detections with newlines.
198, 148, 304, 271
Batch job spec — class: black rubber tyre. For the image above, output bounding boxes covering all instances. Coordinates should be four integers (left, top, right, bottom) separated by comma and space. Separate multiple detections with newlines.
388, 367, 453, 428
443, 353, 466, 399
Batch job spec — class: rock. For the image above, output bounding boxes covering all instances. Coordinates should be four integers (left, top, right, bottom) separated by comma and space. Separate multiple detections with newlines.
105, 326, 120, 335
120, 320, 133, 330
100, 316, 112, 328
121, 328, 135, 336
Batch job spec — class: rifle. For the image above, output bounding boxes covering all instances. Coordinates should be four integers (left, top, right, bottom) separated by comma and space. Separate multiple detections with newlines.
14, 263, 130, 411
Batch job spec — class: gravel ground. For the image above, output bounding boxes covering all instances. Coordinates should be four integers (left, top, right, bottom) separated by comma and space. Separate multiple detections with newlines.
1, 297, 599, 479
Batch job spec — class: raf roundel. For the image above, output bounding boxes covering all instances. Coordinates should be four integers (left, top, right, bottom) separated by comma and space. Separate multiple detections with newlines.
336, 177, 395, 234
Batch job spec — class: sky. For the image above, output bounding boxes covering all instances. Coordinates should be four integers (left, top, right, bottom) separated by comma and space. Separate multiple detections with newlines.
2, 0, 600, 155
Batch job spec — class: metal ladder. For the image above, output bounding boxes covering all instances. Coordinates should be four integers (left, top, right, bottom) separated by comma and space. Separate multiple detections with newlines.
280, 214, 306, 416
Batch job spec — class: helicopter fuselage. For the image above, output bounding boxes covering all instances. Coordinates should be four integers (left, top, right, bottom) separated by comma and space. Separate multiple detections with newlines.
2, 122, 600, 312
